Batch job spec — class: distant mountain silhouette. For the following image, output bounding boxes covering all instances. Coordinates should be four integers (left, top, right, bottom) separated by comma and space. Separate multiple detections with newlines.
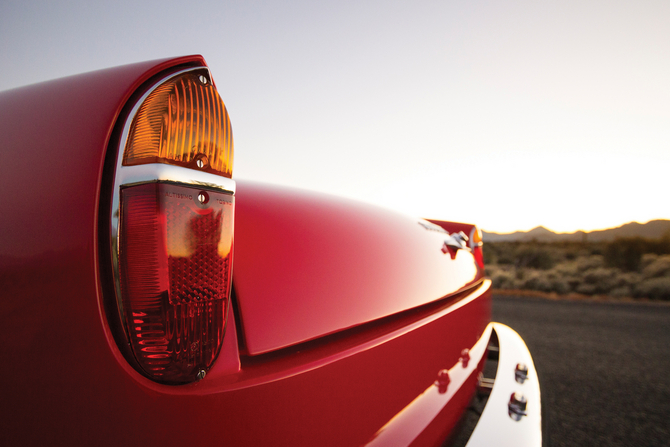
483, 219, 670, 243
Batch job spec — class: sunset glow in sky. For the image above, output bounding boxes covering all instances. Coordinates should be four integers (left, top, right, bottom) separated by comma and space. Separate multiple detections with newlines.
2, 0, 668, 233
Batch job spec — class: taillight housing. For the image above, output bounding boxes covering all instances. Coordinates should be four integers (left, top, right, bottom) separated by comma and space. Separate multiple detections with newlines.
108, 67, 235, 384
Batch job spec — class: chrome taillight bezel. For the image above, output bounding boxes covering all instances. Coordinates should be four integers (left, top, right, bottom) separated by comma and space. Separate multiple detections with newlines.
108, 66, 235, 384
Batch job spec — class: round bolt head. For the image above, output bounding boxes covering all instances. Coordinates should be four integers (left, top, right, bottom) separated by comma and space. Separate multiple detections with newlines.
197, 191, 209, 204
515, 363, 529, 383
508, 392, 528, 421
198, 75, 208, 85
196, 158, 204, 168
460, 348, 470, 367
435, 369, 450, 394
196, 369, 206, 381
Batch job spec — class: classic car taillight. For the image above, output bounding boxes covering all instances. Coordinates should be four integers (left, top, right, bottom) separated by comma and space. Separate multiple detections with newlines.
108, 67, 235, 384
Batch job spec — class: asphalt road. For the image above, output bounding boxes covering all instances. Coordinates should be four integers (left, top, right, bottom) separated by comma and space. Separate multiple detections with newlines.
492, 295, 670, 447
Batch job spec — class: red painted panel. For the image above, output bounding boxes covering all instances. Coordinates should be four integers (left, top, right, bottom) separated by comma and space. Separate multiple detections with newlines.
0, 58, 492, 446
233, 180, 482, 354
426, 219, 476, 236
1, 271, 489, 446
0, 55, 206, 258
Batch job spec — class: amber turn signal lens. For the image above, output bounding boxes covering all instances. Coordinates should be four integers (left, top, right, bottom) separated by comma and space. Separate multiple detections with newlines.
471, 226, 483, 245
123, 71, 233, 178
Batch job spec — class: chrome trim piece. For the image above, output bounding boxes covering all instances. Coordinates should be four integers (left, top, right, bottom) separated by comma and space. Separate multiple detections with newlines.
109, 66, 235, 338
465, 323, 542, 447
115, 164, 236, 193
444, 231, 471, 252
417, 219, 448, 234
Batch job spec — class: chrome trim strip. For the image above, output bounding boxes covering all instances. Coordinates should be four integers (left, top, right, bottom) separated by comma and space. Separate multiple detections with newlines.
115, 164, 236, 192
465, 323, 542, 447
109, 66, 235, 338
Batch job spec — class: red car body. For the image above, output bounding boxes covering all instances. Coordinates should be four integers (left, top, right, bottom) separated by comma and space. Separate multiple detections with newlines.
0, 56, 539, 446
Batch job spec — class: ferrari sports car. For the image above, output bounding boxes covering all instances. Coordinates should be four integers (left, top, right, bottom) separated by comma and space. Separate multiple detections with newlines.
0, 55, 541, 446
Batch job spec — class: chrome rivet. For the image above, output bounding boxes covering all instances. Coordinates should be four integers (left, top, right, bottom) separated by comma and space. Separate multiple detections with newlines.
198, 75, 208, 85
508, 392, 528, 421
515, 363, 529, 384
196, 369, 206, 381
197, 192, 209, 204
196, 158, 204, 168
435, 369, 450, 394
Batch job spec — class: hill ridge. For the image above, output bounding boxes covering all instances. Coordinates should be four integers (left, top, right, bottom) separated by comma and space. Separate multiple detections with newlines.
483, 219, 670, 242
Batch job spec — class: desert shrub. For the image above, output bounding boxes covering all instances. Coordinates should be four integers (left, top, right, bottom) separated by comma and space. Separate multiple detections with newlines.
612, 271, 642, 289
515, 245, 555, 270
482, 247, 497, 265
574, 255, 605, 271
633, 277, 670, 300
582, 267, 614, 285
550, 278, 571, 294
640, 253, 658, 269
609, 286, 633, 298
492, 243, 518, 265
488, 267, 518, 289
604, 237, 670, 271
588, 244, 605, 256
640, 254, 670, 279
520, 270, 543, 290
486, 238, 670, 299
553, 260, 579, 276
576, 283, 597, 295
604, 237, 646, 271
574, 267, 617, 293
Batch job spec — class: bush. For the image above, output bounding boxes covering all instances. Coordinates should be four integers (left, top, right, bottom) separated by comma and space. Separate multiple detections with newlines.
634, 277, 670, 300
484, 239, 670, 299
640, 254, 670, 279
488, 266, 518, 289
604, 237, 646, 271
515, 245, 555, 270
575, 255, 605, 271
609, 286, 633, 298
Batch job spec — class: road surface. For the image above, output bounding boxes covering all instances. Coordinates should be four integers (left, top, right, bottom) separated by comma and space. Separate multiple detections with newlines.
493, 295, 670, 447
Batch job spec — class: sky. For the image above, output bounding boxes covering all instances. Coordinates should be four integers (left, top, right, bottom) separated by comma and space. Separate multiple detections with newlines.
1, 0, 668, 233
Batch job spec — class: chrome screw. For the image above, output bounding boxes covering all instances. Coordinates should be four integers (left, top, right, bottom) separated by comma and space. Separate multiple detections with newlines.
198, 193, 206, 204
196, 158, 204, 168
196, 369, 206, 381
508, 392, 528, 421
198, 75, 208, 85
515, 363, 529, 383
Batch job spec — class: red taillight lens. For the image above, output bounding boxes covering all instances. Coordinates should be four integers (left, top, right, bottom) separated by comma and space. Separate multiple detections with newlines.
119, 182, 233, 383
